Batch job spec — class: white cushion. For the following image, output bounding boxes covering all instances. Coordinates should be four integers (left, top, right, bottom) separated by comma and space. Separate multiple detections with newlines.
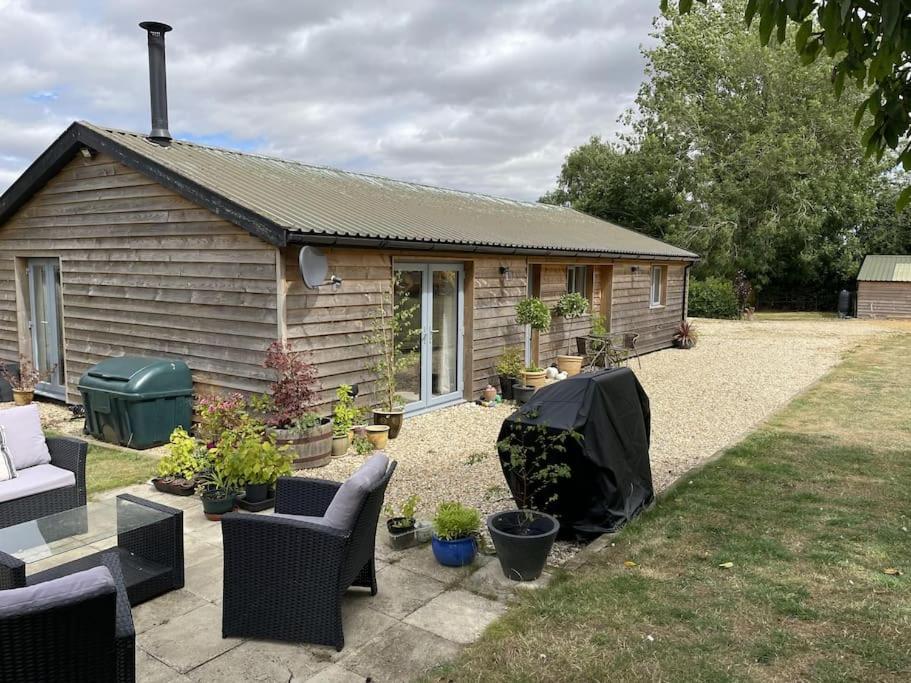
0, 464, 75, 503
0, 404, 51, 470
0, 425, 17, 482
322, 452, 389, 530
0, 566, 115, 619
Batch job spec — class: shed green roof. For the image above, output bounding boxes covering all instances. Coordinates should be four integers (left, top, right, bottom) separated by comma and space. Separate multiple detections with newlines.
857, 255, 911, 282
70, 122, 695, 259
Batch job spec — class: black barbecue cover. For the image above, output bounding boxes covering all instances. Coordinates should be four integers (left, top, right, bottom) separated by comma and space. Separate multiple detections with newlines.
497, 368, 653, 536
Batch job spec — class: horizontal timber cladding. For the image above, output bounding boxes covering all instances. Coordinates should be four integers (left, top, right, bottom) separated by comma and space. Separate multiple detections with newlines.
0, 152, 279, 402
856, 281, 911, 319
608, 262, 686, 353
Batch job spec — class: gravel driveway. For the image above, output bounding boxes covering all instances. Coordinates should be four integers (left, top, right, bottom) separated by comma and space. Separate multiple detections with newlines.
309, 317, 901, 521
7, 317, 901, 532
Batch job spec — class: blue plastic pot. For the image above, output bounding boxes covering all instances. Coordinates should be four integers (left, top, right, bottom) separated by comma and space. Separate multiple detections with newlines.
431, 534, 477, 567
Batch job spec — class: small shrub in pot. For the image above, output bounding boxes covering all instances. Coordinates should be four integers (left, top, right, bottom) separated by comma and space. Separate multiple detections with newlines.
153, 427, 211, 495
495, 346, 524, 400
673, 319, 699, 349
431, 501, 481, 567
218, 423, 292, 504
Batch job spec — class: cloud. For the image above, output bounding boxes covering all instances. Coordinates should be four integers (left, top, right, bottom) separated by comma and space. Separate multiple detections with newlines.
0, 0, 658, 200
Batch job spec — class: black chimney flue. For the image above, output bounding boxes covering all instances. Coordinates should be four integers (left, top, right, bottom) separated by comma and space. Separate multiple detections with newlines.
139, 21, 173, 145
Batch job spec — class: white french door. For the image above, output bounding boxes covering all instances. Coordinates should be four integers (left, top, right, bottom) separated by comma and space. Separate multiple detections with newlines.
394, 263, 464, 413
26, 258, 66, 400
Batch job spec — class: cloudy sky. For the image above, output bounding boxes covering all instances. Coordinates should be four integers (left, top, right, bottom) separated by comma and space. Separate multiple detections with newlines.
0, 0, 659, 200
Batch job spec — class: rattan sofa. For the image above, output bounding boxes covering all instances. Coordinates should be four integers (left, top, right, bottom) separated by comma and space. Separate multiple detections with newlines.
221, 458, 396, 651
0, 550, 135, 682
0, 436, 88, 529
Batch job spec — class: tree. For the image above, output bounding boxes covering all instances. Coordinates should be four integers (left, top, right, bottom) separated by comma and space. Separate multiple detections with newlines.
666, 0, 911, 209
544, 0, 891, 303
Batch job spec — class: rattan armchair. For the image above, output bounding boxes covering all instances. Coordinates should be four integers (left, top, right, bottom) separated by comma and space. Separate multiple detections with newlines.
0, 550, 135, 682
220, 461, 396, 651
0, 437, 88, 529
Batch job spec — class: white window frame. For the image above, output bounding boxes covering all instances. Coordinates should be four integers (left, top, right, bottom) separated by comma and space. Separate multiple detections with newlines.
650, 265, 666, 308
566, 265, 588, 298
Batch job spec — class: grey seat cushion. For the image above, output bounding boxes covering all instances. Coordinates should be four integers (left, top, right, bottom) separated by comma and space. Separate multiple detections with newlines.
0, 404, 52, 470
322, 452, 389, 530
0, 566, 115, 618
0, 464, 76, 503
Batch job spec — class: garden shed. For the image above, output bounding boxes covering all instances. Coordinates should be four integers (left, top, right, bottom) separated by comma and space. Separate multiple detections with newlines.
0, 122, 697, 413
856, 255, 911, 319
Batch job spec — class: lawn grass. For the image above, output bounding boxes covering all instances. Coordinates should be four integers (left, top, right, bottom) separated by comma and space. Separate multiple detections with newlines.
47, 432, 159, 498
429, 332, 911, 682
752, 311, 838, 321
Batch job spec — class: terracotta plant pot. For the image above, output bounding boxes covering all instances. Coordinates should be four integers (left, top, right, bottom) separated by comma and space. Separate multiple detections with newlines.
331, 434, 350, 457
366, 425, 390, 450
373, 410, 404, 439
12, 389, 33, 406
521, 370, 547, 388
556, 355, 583, 377
482, 385, 497, 402
269, 418, 332, 469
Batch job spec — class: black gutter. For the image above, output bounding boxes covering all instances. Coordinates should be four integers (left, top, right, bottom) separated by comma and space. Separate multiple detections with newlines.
682, 262, 693, 320
287, 232, 699, 262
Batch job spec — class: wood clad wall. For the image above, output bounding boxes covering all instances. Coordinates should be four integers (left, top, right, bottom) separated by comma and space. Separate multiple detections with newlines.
0, 152, 279, 402
856, 281, 911, 319
609, 262, 686, 353
283, 247, 392, 411
537, 264, 601, 363
471, 257, 527, 393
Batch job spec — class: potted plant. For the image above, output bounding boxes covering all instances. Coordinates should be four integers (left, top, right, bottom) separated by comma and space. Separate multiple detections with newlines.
196, 465, 241, 521
152, 427, 211, 495
556, 353, 583, 376
219, 423, 292, 504
366, 277, 420, 439
256, 341, 332, 469
488, 421, 577, 581
521, 365, 547, 389
512, 384, 536, 405
366, 424, 390, 450
194, 392, 247, 448
0, 357, 49, 406
515, 297, 551, 334
673, 319, 698, 349
331, 384, 360, 457
494, 346, 524, 400
554, 292, 589, 319
431, 501, 481, 567
385, 494, 420, 534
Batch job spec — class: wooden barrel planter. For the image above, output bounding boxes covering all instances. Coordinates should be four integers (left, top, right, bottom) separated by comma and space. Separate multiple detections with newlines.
269, 418, 333, 469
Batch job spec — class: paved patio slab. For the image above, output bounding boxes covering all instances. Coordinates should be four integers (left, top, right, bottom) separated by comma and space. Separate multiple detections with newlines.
138, 602, 243, 673
341, 622, 462, 681
404, 589, 507, 644
187, 640, 326, 681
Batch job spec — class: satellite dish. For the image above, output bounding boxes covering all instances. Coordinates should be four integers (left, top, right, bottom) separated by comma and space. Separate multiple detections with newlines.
299, 246, 329, 289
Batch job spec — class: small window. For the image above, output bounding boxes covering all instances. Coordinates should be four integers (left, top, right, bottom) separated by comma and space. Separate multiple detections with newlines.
650, 266, 666, 307
566, 266, 588, 297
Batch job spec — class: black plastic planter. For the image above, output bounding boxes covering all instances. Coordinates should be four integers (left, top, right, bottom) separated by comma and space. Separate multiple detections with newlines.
512, 384, 535, 405
244, 482, 269, 503
498, 375, 515, 400
487, 510, 559, 581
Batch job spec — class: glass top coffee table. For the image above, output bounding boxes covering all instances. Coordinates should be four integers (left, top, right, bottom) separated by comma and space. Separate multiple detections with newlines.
0, 494, 184, 606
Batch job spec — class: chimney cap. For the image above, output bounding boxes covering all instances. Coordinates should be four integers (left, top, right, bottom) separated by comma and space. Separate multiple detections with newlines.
139, 21, 172, 33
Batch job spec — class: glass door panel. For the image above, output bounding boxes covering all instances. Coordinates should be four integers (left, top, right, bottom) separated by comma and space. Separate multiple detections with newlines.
394, 263, 463, 413
393, 269, 423, 407
430, 268, 459, 399
27, 258, 66, 399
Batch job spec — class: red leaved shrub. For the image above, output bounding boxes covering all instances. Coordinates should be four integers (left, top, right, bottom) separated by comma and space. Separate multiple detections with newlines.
262, 341, 318, 428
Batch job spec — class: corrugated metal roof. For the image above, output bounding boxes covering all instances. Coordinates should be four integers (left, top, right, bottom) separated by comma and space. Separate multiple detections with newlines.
857, 255, 911, 282
82, 122, 697, 259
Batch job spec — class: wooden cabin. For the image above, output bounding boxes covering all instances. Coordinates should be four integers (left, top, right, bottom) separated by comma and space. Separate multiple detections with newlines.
0, 122, 697, 413
856, 255, 911, 319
